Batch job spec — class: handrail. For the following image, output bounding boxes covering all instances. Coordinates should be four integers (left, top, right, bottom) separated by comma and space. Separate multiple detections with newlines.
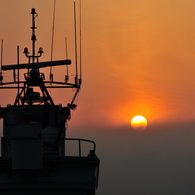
4, 137, 97, 158
64, 138, 96, 157
24, 72, 45, 80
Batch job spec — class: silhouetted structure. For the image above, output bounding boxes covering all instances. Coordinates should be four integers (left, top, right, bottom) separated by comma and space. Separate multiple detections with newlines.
0, 8, 99, 195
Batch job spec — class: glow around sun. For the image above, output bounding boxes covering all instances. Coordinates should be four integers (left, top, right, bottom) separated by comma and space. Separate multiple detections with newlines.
131, 115, 148, 130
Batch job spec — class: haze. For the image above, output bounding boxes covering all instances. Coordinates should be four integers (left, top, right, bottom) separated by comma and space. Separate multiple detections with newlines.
1, 0, 195, 194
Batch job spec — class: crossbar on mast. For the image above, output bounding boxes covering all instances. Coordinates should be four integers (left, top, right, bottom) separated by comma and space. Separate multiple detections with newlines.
2, 59, 71, 71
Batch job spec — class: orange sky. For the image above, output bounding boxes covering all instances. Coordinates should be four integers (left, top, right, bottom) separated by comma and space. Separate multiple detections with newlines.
1, 0, 195, 128
2, 1, 195, 195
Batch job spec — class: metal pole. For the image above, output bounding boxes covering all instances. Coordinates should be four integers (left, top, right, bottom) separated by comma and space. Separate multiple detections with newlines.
31, 8, 37, 68
74, 2, 78, 80
17, 46, 20, 105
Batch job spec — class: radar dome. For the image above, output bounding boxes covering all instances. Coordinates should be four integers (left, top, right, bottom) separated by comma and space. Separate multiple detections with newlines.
41, 126, 58, 145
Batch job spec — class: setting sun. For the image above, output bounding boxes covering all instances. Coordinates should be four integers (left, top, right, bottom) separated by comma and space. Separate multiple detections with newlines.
131, 115, 148, 130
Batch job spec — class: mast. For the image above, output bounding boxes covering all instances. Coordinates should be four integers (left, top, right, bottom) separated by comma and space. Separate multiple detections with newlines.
31, 8, 36, 67
0, 8, 79, 108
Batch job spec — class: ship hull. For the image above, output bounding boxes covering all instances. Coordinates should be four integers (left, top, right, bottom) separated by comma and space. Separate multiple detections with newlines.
0, 156, 99, 195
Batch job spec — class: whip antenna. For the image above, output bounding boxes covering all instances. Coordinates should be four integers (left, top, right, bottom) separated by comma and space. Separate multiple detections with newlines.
79, 0, 82, 85
65, 37, 69, 83
65, 37, 68, 59
74, 2, 78, 85
0, 40, 3, 84
0, 40, 3, 69
50, 0, 56, 81
17, 46, 20, 104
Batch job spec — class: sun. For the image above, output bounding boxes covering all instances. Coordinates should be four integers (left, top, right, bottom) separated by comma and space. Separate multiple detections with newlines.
131, 115, 148, 130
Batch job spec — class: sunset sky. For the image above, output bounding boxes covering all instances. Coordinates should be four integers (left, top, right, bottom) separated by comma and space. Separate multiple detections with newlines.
1, 0, 195, 194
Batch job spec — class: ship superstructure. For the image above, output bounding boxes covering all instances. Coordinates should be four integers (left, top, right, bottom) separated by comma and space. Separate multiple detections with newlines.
0, 8, 99, 195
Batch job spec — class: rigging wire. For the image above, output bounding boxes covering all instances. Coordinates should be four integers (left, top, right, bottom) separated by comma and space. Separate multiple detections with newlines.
50, 0, 56, 82
70, 88, 80, 119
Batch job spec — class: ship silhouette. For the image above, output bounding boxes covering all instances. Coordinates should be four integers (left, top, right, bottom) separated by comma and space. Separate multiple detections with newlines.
0, 8, 100, 195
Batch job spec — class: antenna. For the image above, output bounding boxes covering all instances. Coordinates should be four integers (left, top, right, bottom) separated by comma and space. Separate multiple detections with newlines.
74, 1, 78, 85
17, 46, 20, 105
65, 37, 68, 59
31, 8, 38, 68
50, 0, 56, 82
65, 37, 69, 83
0, 40, 3, 84
23, 8, 43, 70
79, 0, 82, 85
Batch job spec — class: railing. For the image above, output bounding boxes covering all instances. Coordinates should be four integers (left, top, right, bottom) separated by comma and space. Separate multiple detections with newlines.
24, 72, 45, 80
64, 138, 96, 157
1, 137, 97, 158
